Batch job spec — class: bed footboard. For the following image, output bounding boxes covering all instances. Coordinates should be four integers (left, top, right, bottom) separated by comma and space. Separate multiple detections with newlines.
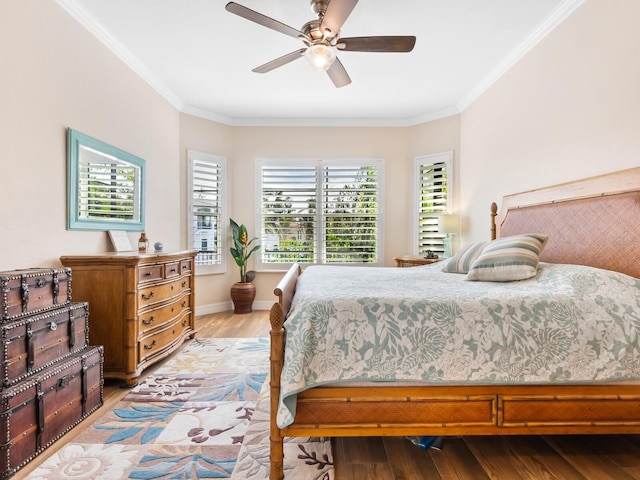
269, 263, 302, 480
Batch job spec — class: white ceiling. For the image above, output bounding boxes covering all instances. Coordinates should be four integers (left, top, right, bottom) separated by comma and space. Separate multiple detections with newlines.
56, 0, 582, 126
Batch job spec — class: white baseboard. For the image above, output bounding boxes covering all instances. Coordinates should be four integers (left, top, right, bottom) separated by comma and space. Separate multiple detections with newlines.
195, 300, 271, 316
252, 300, 273, 311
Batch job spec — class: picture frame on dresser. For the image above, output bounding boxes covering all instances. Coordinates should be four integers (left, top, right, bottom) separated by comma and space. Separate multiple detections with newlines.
108, 230, 134, 252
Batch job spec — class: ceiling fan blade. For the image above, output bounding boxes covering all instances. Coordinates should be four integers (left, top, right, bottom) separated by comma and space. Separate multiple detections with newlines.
326, 58, 352, 88
338, 36, 416, 52
252, 49, 306, 73
320, 0, 359, 38
225, 2, 304, 40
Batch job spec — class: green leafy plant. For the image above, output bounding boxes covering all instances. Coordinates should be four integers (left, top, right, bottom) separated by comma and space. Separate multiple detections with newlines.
230, 218, 260, 283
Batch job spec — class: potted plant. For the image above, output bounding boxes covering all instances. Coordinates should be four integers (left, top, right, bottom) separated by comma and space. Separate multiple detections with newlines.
229, 218, 260, 313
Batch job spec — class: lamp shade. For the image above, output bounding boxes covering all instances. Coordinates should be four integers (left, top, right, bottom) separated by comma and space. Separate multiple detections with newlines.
438, 215, 458, 234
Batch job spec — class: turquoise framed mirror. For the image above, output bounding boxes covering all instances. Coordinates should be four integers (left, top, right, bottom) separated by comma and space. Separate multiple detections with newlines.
67, 128, 145, 231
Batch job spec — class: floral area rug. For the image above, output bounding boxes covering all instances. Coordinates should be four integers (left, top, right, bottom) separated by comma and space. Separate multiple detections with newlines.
29, 338, 334, 479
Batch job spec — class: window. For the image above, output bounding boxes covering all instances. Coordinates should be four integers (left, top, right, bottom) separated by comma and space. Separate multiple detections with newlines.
415, 152, 453, 257
257, 158, 384, 269
188, 151, 226, 274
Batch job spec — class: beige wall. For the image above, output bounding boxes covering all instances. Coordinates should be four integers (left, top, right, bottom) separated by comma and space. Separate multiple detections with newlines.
0, 1, 181, 269
181, 120, 460, 311
459, 0, 640, 244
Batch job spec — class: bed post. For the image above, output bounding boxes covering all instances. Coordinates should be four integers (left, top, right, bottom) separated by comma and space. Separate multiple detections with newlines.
490, 202, 498, 240
269, 301, 286, 480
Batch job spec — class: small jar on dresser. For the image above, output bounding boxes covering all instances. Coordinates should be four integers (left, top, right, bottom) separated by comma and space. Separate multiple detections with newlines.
60, 250, 197, 387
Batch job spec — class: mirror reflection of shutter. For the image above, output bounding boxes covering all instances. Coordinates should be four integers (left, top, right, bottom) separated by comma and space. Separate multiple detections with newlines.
78, 152, 137, 222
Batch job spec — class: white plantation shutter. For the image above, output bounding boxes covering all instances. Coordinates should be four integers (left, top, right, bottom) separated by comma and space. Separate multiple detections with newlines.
257, 159, 383, 268
323, 164, 379, 263
415, 152, 453, 257
188, 151, 226, 273
77, 147, 140, 222
260, 164, 317, 264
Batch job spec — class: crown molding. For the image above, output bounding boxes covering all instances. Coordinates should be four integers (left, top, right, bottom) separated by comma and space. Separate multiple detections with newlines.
223, 115, 444, 128
180, 105, 236, 126
406, 106, 462, 127
54, 0, 185, 111
456, 0, 586, 113
181, 104, 460, 127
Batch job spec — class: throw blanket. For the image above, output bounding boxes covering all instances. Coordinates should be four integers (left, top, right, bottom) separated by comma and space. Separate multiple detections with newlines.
277, 262, 640, 427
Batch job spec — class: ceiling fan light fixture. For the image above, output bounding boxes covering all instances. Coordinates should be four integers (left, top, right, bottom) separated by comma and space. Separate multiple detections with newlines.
304, 43, 337, 71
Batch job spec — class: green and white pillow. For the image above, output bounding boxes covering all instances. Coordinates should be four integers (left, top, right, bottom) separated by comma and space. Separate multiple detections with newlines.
465, 233, 548, 282
442, 241, 489, 274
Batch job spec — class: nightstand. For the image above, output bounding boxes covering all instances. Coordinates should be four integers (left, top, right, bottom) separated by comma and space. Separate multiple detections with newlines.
393, 256, 442, 268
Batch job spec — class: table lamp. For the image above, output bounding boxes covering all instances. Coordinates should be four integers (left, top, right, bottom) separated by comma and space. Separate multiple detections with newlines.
438, 215, 458, 258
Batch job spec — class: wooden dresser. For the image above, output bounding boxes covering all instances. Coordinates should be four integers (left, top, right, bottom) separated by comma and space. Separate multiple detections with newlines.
60, 250, 197, 386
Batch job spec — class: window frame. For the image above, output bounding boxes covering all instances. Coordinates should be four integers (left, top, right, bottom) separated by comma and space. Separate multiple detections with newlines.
413, 151, 454, 257
187, 150, 226, 275
255, 158, 385, 271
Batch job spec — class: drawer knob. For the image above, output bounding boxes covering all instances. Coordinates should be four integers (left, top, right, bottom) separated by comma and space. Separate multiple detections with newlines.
144, 340, 157, 350
142, 316, 155, 326
145, 271, 153, 276
170, 268, 177, 273
141, 291, 155, 300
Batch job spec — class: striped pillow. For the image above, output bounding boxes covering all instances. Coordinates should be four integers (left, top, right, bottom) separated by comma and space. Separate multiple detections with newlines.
442, 241, 489, 273
465, 233, 548, 282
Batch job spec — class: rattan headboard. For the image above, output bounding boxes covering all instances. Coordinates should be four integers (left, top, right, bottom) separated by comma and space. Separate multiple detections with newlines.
491, 167, 640, 278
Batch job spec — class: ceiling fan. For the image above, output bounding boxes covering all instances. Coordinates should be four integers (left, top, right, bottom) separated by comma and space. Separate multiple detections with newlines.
225, 0, 416, 88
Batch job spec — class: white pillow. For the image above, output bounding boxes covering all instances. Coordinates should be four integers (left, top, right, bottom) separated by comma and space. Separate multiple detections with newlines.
465, 233, 548, 282
442, 241, 489, 274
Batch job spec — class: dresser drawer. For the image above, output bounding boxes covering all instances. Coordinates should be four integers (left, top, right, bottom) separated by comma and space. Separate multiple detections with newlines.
138, 276, 191, 309
164, 262, 181, 279
138, 265, 163, 283
179, 258, 193, 274
137, 312, 190, 362
138, 292, 191, 335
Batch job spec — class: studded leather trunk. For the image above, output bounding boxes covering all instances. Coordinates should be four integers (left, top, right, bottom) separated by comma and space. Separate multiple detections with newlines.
0, 302, 90, 390
0, 346, 103, 479
0, 269, 72, 322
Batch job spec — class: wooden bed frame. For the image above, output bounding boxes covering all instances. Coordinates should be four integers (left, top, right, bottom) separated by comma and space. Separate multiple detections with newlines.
268, 167, 640, 479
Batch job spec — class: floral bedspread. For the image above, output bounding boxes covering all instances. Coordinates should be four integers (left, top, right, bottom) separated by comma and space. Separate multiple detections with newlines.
277, 262, 640, 427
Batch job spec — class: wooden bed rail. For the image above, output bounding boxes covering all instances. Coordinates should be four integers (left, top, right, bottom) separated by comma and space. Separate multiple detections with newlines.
269, 263, 302, 480
272, 263, 301, 323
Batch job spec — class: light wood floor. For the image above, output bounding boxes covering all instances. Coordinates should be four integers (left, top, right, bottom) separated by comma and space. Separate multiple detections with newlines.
18, 311, 640, 479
